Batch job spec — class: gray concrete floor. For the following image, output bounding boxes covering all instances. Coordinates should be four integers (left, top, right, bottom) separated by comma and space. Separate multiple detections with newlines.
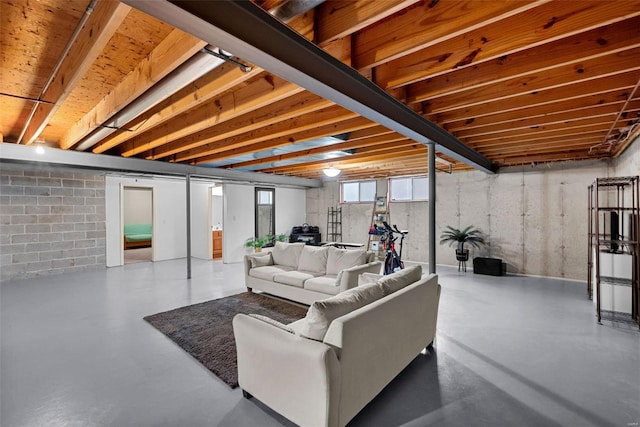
1, 259, 639, 427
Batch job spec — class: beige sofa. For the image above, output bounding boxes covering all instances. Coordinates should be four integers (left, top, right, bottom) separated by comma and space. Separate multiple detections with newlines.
244, 242, 382, 305
233, 265, 441, 427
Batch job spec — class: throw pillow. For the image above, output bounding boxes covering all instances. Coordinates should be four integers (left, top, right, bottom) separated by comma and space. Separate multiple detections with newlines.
271, 241, 305, 268
298, 245, 329, 274
377, 265, 422, 295
326, 246, 368, 276
248, 314, 294, 334
250, 253, 273, 268
298, 282, 384, 341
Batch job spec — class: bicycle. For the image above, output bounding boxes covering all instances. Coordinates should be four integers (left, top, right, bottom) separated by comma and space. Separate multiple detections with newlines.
375, 221, 408, 275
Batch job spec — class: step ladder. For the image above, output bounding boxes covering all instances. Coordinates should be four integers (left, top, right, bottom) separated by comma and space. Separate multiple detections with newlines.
326, 207, 342, 243
367, 197, 389, 258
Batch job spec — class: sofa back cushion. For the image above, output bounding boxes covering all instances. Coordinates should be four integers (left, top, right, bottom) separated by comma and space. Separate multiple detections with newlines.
124, 223, 152, 235
297, 282, 384, 341
326, 247, 368, 276
271, 242, 305, 268
298, 245, 329, 274
377, 265, 422, 295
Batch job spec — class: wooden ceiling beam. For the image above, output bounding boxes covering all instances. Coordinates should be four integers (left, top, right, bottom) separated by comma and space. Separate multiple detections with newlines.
469, 131, 609, 150
374, 1, 640, 89
479, 139, 605, 156
466, 124, 614, 146
191, 117, 376, 165
168, 104, 356, 163
443, 90, 632, 130
406, 17, 640, 102
257, 143, 425, 174
354, 0, 548, 70
227, 133, 409, 169
20, 0, 131, 145
122, 74, 304, 157
454, 106, 626, 139
129, 91, 331, 159
425, 71, 640, 120
60, 28, 207, 149
92, 62, 262, 154
494, 150, 596, 165
416, 47, 640, 110
465, 122, 614, 145
315, 0, 420, 46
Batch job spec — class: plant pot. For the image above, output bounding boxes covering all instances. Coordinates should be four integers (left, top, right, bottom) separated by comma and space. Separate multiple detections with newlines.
254, 247, 262, 253
455, 249, 469, 261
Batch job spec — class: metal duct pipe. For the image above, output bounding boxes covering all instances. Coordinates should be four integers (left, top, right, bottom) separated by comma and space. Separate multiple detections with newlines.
270, 0, 326, 22
74, 50, 224, 152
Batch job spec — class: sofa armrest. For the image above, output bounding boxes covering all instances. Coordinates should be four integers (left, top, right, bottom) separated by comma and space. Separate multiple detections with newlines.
233, 314, 341, 427
243, 253, 271, 276
338, 261, 382, 293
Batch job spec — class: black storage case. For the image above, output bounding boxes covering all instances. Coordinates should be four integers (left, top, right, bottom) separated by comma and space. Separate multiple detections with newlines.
473, 257, 506, 276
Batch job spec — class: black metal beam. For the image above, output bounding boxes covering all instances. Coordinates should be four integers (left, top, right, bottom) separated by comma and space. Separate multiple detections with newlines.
124, 0, 498, 174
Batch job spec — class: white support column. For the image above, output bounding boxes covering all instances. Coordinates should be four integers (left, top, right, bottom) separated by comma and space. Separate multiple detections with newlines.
186, 173, 192, 279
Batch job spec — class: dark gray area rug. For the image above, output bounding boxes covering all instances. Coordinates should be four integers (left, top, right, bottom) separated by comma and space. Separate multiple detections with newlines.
143, 292, 308, 388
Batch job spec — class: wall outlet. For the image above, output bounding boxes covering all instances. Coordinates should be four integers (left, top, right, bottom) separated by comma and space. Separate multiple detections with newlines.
371, 241, 379, 251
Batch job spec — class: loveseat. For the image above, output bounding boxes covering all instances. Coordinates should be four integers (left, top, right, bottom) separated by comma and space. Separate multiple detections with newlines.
234, 265, 441, 427
123, 223, 152, 249
244, 242, 381, 305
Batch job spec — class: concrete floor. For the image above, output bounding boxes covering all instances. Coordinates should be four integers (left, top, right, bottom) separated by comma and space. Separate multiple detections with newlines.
1, 259, 639, 427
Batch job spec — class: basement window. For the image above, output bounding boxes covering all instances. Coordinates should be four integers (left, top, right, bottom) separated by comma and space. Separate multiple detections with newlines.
389, 176, 428, 201
341, 180, 376, 203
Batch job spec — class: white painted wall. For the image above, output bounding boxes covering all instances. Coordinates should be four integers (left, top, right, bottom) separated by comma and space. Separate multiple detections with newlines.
105, 176, 187, 267
123, 187, 152, 225
276, 187, 306, 237
223, 184, 255, 263
190, 181, 211, 260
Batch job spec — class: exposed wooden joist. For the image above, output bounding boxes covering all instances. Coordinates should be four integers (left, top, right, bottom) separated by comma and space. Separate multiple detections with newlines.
60, 28, 208, 149
415, 47, 640, 109
443, 90, 633, 130
92, 62, 262, 154
374, 1, 640, 89
406, 17, 640, 102
227, 133, 409, 169
122, 73, 304, 157
20, 0, 131, 145
131, 92, 333, 159
425, 70, 640, 119
162, 103, 353, 162
354, 0, 548, 70
191, 117, 376, 165
315, 0, 420, 46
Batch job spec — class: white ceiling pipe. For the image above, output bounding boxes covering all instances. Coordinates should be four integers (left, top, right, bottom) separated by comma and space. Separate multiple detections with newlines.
75, 50, 224, 152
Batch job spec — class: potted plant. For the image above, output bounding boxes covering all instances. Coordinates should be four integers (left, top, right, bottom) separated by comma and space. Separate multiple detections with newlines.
439, 225, 487, 264
245, 236, 268, 253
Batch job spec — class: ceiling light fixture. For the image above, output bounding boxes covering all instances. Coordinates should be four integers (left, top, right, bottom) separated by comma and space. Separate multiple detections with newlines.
323, 166, 341, 177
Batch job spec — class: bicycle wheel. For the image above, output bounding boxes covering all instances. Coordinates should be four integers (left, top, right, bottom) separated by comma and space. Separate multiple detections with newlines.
384, 254, 394, 275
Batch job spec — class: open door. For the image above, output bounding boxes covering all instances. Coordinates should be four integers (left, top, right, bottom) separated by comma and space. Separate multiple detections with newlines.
122, 186, 154, 265
209, 184, 224, 261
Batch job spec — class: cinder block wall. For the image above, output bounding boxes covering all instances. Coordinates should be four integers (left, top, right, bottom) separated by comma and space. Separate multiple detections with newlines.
0, 163, 106, 282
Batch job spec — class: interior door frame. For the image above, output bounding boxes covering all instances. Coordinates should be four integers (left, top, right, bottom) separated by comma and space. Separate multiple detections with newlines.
120, 184, 156, 265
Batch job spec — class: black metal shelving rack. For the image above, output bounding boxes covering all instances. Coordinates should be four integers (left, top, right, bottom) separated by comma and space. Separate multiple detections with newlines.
588, 176, 639, 327
326, 207, 342, 243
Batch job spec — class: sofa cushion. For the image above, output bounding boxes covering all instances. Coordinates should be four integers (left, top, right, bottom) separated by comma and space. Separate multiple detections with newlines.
249, 265, 295, 281
297, 282, 385, 341
271, 242, 305, 268
298, 245, 329, 274
326, 246, 368, 276
250, 253, 273, 268
303, 275, 340, 295
273, 271, 318, 288
377, 265, 422, 295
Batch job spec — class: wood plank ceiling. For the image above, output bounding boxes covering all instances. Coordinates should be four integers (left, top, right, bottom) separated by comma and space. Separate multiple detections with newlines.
1, 0, 640, 180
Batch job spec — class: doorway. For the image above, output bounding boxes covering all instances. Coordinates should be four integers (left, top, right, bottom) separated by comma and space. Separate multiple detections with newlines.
209, 184, 224, 261
122, 186, 154, 264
